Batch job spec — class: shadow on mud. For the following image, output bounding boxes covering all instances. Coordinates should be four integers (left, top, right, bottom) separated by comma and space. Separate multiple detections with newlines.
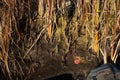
45, 73, 75, 80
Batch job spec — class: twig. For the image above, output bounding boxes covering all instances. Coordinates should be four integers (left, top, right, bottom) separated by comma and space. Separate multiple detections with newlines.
112, 39, 120, 62
99, 48, 104, 56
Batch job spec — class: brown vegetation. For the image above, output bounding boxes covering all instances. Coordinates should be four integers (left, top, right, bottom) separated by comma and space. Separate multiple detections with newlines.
0, 0, 120, 79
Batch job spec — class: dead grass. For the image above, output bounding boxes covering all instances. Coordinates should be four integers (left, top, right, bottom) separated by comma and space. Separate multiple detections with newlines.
0, 0, 120, 79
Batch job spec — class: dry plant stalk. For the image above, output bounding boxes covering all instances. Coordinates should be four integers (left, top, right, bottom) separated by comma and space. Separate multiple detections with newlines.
111, 11, 120, 63
110, 20, 117, 60
0, 0, 120, 79
91, 0, 100, 57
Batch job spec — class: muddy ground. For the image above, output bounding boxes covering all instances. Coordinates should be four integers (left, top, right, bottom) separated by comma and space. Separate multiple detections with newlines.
28, 34, 102, 80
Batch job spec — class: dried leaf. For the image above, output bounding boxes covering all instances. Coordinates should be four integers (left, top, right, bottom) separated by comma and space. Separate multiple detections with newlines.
93, 31, 99, 54
47, 24, 52, 38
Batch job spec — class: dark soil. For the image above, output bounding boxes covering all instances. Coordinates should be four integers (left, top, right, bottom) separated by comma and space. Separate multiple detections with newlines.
29, 34, 101, 80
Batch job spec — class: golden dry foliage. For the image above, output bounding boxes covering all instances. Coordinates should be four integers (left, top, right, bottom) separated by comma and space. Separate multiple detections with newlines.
0, 0, 119, 79
47, 24, 52, 38
91, 0, 100, 56
92, 31, 99, 54
47, 0, 53, 38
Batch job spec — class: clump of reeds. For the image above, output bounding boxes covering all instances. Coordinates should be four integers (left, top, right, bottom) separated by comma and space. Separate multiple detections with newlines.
0, 0, 120, 79
82, 0, 120, 64
36, 0, 120, 65
0, 0, 39, 79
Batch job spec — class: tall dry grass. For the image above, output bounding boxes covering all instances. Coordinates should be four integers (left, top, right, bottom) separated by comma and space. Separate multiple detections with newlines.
0, 0, 120, 79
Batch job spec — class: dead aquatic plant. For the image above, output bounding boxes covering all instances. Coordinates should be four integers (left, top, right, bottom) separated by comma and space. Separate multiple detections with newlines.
111, 11, 120, 63
0, 0, 120, 79
0, 0, 38, 79
85, 0, 120, 64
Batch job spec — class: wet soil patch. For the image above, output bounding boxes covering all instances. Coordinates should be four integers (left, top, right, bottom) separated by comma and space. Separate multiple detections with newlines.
45, 73, 74, 80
